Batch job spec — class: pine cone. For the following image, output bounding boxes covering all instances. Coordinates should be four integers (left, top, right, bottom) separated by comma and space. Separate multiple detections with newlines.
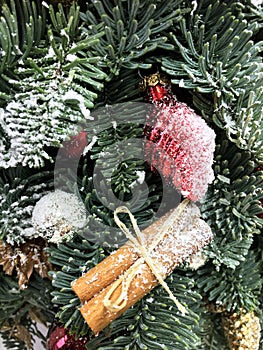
0, 238, 52, 289
222, 309, 261, 350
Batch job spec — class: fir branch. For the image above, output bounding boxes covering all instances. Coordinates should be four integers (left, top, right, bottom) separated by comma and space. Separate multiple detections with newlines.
48, 237, 104, 337
0, 271, 54, 349
80, 0, 183, 77
161, 0, 263, 157
0, 167, 53, 245
87, 273, 203, 350
205, 237, 254, 270
0, 0, 46, 73
79, 167, 165, 247
199, 312, 229, 350
220, 86, 263, 163
196, 250, 262, 312
0, 315, 47, 350
97, 67, 143, 105
73, 103, 176, 246
201, 138, 263, 268
0, 2, 107, 168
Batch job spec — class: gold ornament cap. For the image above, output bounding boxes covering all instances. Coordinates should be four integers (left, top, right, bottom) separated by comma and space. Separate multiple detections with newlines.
139, 72, 171, 91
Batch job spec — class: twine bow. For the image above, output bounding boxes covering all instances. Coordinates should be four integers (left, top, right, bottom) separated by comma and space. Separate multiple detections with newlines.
103, 199, 190, 315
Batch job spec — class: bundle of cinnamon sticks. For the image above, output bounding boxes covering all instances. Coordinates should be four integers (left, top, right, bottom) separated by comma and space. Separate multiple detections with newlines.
72, 201, 213, 334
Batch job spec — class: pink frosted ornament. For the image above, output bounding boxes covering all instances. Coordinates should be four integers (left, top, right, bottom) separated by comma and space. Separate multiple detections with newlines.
142, 73, 216, 201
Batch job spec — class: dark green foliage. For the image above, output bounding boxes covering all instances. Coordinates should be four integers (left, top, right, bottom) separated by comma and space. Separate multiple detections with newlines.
81, 0, 183, 76
0, 0, 263, 349
0, 270, 54, 326
0, 0, 47, 105
77, 102, 181, 247
202, 138, 263, 268
0, 270, 54, 350
162, 0, 262, 95
0, 166, 53, 244
97, 67, 142, 105
199, 312, 229, 350
161, 0, 263, 159
0, 1, 107, 168
48, 237, 105, 337
0, 0, 46, 74
197, 250, 262, 312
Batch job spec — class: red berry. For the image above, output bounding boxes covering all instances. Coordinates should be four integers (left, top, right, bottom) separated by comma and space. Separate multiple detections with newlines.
61, 130, 88, 159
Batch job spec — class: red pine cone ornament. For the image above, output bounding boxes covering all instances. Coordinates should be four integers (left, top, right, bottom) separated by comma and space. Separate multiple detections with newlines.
47, 324, 88, 350
142, 73, 216, 201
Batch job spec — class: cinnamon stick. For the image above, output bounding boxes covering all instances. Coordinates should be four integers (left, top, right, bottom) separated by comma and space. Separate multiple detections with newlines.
80, 262, 157, 334
76, 203, 213, 334
71, 244, 138, 302
71, 211, 171, 302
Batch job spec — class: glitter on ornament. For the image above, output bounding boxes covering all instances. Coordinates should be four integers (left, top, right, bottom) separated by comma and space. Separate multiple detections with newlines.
46, 324, 88, 350
32, 190, 86, 243
142, 73, 216, 201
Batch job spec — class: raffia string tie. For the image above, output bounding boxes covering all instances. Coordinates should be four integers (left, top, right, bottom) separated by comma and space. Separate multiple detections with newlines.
103, 199, 190, 315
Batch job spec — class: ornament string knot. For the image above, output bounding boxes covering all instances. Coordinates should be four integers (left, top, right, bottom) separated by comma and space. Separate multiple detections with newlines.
103, 200, 190, 315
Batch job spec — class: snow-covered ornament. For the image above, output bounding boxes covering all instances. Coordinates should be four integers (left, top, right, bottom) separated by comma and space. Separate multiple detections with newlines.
32, 190, 86, 243
142, 73, 216, 201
